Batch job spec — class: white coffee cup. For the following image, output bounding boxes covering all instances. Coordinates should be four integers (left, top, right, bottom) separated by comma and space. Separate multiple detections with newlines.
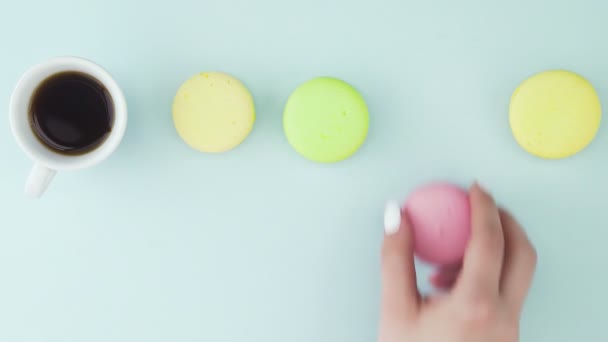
9, 56, 127, 198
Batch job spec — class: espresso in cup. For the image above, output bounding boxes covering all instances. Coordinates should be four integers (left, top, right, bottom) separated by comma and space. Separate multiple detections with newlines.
29, 71, 115, 155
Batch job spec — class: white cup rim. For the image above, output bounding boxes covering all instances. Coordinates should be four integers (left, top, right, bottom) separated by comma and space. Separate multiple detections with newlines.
9, 56, 127, 171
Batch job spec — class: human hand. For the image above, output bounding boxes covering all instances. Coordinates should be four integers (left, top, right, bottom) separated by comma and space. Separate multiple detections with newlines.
379, 184, 537, 342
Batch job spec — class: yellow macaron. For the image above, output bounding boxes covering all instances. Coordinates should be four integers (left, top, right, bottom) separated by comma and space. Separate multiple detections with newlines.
509, 70, 601, 159
173, 72, 255, 153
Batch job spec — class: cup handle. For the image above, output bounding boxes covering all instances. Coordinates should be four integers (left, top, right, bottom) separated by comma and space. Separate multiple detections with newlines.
25, 163, 56, 198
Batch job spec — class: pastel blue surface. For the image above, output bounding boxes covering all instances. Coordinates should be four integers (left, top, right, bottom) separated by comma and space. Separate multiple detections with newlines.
1, 0, 607, 340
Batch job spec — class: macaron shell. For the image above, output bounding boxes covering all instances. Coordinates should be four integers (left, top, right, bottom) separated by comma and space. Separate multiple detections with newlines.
509, 70, 601, 159
173, 72, 255, 153
283, 77, 369, 163
405, 183, 471, 265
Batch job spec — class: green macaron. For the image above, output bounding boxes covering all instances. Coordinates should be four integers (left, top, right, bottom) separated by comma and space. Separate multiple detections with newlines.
283, 77, 369, 163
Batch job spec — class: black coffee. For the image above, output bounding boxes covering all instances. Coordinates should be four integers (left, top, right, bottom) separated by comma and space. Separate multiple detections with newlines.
29, 71, 114, 155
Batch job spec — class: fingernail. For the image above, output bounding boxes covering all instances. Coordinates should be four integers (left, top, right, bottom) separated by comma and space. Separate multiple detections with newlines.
384, 200, 402, 235
474, 181, 490, 194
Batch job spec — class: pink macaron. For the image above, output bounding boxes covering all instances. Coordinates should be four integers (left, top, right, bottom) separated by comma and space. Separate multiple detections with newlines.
405, 182, 471, 265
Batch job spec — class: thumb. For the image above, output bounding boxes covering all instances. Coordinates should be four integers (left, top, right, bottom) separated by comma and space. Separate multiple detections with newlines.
380, 201, 420, 323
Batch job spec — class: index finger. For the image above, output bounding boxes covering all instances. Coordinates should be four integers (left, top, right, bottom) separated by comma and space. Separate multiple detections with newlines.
499, 209, 537, 313
455, 183, 505, 300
